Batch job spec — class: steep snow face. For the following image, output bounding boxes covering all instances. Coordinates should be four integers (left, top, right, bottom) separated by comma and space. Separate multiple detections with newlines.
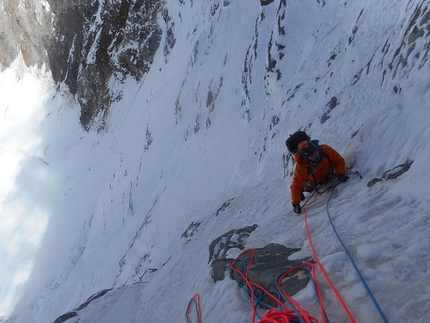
1, 0, 430, 322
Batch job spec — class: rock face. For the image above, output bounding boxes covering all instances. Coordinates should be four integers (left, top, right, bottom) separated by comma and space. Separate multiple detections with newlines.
367, 160, 413, 187
53, 288, 112, 323
47, 0, 163, 130
0, 0, 164, 130
209, 227, 312, 308
0, 1, 53, 68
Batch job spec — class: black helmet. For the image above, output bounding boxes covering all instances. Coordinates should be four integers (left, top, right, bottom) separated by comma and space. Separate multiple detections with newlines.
285, 131, 310, 153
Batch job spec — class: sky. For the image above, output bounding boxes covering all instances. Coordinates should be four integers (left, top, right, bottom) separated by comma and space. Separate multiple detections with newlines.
0, 0, 430, 322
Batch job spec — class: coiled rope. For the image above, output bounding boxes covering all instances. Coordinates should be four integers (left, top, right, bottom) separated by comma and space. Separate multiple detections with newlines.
275, 263, 330, 323
185, 173, 390, 323
186, 293, 202, 323
230, 249, 324, 323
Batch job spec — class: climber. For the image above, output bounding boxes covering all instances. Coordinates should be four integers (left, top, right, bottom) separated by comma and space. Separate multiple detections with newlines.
286, 132, 348, 214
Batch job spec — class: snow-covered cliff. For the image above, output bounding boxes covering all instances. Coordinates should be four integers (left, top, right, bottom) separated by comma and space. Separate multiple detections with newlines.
1, 0, 430, 322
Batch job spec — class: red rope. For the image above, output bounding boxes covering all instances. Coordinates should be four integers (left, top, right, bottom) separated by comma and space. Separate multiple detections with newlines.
276, 263, 326, 323
303, 195, 357, 323
230, 249, 321, 323
186, 293, 203, 323
258, 308, 305, 323
186, 191, 359, 323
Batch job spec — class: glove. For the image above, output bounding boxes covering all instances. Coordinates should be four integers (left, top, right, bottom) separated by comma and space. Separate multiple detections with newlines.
337, 174, 349, 182
292, 204, 302, 214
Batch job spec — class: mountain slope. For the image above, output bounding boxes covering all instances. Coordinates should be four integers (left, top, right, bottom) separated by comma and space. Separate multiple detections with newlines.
1, 0, 430, 322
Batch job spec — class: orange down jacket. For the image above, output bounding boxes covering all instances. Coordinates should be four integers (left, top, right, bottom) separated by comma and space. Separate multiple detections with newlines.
291, 144, 346, 205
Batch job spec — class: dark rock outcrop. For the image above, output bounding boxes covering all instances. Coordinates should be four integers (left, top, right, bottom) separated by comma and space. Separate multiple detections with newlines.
367, 160, 414, 187
0, 0, 164, 131
208, 225, 258, 264
48, 0, 163, 130
53, 288, 112, 323
209, 227, 312, 308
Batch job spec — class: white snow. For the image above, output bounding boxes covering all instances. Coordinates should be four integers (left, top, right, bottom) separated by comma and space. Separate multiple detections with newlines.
0, 0, 429, 322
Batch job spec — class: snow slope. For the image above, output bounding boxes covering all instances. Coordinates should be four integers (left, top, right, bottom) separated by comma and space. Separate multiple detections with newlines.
0, 0, 429, 322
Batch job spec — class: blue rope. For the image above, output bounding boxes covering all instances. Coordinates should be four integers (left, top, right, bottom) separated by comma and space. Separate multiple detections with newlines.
300, 267, 331, 323
186, 297, 201, 323
275, 270, 308, 323
230, 260, 277, 320
231, 260, 315, 322
325, 188, 390, 323
276, 267, 330, 323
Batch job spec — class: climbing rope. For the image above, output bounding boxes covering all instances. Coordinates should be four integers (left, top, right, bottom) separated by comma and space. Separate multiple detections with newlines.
276, 262, 328, 323
186, 293, 203, 323
187, 248, 333, 323
303, 177, 389, 323
230, 249, 324, 323
183, 171, 389, 323
275, 263, 329, 323
303, 195, 357, 323
302, 170, 363, 208
322, 186, 390, 323
279, 266, 331, 323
